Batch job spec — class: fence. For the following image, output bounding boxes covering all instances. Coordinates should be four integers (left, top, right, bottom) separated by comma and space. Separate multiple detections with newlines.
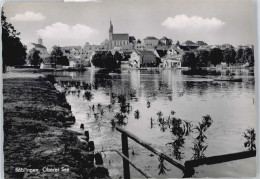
115, 126, 256, 178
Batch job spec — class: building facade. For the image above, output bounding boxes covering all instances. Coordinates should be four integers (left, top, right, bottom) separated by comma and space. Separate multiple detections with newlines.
109, 20, 129, 49
129, 50, 157, 68
143, 36, 159, 49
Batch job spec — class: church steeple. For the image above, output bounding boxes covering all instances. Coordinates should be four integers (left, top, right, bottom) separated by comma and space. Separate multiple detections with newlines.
109, 19, 113, 42
38, 36, 43, 45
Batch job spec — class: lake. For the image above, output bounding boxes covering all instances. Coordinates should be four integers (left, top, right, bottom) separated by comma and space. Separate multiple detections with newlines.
53, 68, 256, 178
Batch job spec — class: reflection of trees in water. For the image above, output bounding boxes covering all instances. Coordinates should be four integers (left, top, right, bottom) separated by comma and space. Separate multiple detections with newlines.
182, 81, 210, 96
92, 73, 112, 89
181, 69, 221, 76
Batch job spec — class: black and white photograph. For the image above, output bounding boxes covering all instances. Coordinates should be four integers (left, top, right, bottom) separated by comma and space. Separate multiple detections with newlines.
1, 0, 257, 178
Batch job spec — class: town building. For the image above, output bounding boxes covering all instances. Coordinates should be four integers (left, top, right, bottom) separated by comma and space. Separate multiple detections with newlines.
196, 41, 208, 46
220, 44, 234, 50
27, 36, 50, 59
108, 20, 131, 49
181, 40, 199, 50
40, 57, 55, 69
143, 36, 159, 49
129, 50, 157, 68
159, 37, 172, 46
160, 42, 190, 68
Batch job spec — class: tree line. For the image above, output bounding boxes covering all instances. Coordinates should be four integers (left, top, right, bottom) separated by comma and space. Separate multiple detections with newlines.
27, 46, 70, 67
91, 51, 122, 69
2, 8, 69, 71
182, 47, 254, 68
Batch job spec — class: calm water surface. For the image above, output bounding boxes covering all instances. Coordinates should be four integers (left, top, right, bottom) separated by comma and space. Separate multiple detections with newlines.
54, 68, 256, 178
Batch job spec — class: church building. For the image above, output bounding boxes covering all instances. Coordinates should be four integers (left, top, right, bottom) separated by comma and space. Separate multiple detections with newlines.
108, 20, 130, 49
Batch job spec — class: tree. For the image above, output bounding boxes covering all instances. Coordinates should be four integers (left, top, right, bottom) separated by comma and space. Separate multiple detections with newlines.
235, 48, 244, 65
92, 51, 104, 67
50, 46, 64, 64
242, 47, 254, 66
57, 56, 69, 66
91, 51, 120, 69
2, 8, 27, 72
137, 39, 141, 44
196, 50, 209, 67
182, 52, 196, 68
223, 48, 236, 66
114, 51, 123, 62
27, 48, 41, 66
209, 48, 223, 66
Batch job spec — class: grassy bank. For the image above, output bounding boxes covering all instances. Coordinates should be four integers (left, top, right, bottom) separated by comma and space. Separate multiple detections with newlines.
3, 71, 96, 178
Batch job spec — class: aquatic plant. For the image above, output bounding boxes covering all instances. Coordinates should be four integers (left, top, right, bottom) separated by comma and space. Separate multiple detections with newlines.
191, 115, 213, 160
191, 141, 207, 159
97, 103, 102, 110
157, 111, 163, 118
183, 120, 193, 136
129, 90, 136, 98
114, 112, 127, 126
157, 156, 170, 175
83, 91, 93, 101
166, 137, 185, 160
100, 109, 104, 116
147, 101, 151, 108
94, 113, 99, 121
168, 118, 186, 160
107, 104, 112, 111
243, 128, 256, 151
118, 94, 126, 105
150, 118, 154, 129
170, 110, 175, 116
134, 110, 140, 119
110, 119, 116, 126
120, 104, 127, 113
160, 123, 167, 132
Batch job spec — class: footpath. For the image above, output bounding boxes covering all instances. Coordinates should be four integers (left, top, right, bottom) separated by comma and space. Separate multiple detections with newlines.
3, 70, 109, 179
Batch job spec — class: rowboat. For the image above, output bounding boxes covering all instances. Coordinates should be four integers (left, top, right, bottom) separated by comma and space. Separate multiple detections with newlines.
213, 76, 243, 82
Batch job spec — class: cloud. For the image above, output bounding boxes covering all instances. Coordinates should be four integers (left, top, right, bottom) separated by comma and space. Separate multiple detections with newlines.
36, 23, 99, 45
10, 11, 46, 22
162, 15, 225, 31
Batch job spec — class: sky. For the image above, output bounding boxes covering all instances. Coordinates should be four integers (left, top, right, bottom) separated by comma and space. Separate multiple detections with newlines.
3, 0, 256, 51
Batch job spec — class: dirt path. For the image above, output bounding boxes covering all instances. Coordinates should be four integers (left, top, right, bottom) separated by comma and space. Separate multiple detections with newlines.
3, 69, 107, 178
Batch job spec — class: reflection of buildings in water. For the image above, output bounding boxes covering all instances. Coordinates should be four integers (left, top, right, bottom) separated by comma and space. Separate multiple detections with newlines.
153, 72, 160, 91
89, 68, 95, 84
130, 70, 141, 90
161, 69, 172, 89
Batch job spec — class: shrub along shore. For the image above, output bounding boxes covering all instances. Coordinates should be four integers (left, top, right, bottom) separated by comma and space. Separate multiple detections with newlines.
3, 70, 105, 178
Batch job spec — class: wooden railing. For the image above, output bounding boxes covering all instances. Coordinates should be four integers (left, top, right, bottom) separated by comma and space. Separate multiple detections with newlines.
116, 126, 185, 178
116, 126, 256, 178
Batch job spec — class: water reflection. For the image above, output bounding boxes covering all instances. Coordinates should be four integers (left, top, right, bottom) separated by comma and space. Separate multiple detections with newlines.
52, 68, 255, 177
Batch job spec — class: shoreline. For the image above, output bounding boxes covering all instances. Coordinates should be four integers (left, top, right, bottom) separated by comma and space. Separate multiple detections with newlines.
3, 69, 106, 178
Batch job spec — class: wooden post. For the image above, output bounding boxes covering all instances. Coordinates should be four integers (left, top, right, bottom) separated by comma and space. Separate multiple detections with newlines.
80, 123, 84, 130
88, 141, 95, 164
88, 141, 95, 151
84, 131, 89, 142
95, 153, 103, 165
122, 133, 130, 179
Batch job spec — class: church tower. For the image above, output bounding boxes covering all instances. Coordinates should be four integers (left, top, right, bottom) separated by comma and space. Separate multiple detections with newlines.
38, 36, 43, 45
109, 19, 113, 49
109, 19, 113, 41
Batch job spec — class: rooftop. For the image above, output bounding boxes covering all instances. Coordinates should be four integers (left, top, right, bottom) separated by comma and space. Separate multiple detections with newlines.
144, 36, 158, 40
112, 34, 129, 41
136, 50, 157, 57
31, 43, 47, 49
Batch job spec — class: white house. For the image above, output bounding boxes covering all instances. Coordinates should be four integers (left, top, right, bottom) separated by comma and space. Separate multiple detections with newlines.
129, 51, 141, 68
